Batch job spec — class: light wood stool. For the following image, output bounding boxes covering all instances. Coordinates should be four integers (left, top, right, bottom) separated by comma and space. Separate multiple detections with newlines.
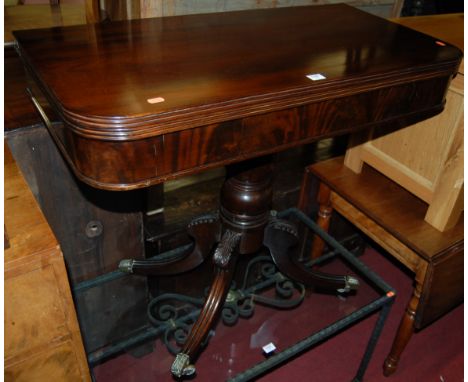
298, 157, 463, 376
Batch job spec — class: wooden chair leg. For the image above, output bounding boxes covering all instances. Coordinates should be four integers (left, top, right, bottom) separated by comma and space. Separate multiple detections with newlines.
297, 167, 312, 262
383, 279, 423, 376
297, 167, 312, 212
309, 182, 333, 261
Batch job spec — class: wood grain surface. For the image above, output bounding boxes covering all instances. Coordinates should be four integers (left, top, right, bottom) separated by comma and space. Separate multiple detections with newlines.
5, 143, 90, 382
307, 157, 463, 260
5, 144, 57, 265
304, 155, 463, 374
14, 5, 461, 136
5, 127, 150, 353
13, 4, 462, 189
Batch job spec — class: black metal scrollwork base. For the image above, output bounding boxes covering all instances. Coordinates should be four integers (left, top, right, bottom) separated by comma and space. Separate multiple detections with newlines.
146, 254, 305, 356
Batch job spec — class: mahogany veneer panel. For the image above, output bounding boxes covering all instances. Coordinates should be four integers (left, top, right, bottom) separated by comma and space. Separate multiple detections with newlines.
13, 4, 462, 190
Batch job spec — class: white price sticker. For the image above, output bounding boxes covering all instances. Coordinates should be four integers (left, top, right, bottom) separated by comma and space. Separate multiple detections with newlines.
262, 342, 277, 355
306, 73, 327, 81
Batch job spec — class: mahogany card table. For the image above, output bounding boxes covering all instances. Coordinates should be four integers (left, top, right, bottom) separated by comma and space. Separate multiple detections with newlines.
13, 3, 462, 378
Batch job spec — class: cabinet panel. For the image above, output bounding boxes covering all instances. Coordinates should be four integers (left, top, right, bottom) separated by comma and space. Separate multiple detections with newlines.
5, 341, 84, 382
5, 263, 69, 358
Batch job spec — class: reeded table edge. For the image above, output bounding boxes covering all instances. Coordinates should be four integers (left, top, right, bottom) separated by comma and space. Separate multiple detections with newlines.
22, 101, 443, 191
15, 40, 461, 142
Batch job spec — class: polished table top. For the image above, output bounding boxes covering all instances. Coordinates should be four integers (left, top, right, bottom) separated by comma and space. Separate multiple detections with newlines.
13, 4, 462, 190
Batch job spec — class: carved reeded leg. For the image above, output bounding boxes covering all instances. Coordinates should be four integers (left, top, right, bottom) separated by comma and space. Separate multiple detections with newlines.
172, 230, 241, 378
119, 213, 220, 276
309, 182, 333, 261
171, 162, 274, 378
264, 217, 359, 293
383, 280, 423, 376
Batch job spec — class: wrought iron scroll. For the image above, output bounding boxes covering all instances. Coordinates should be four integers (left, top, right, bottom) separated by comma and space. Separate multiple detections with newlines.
147, 255, 305, 354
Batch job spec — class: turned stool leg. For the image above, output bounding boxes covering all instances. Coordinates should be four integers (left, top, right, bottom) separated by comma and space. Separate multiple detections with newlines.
383, 279, 423, 376
297, 167, 314, 262
309, 183, 333, 261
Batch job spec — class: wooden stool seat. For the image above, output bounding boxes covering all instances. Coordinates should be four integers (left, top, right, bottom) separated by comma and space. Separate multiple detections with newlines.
299, 156, 463, 376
